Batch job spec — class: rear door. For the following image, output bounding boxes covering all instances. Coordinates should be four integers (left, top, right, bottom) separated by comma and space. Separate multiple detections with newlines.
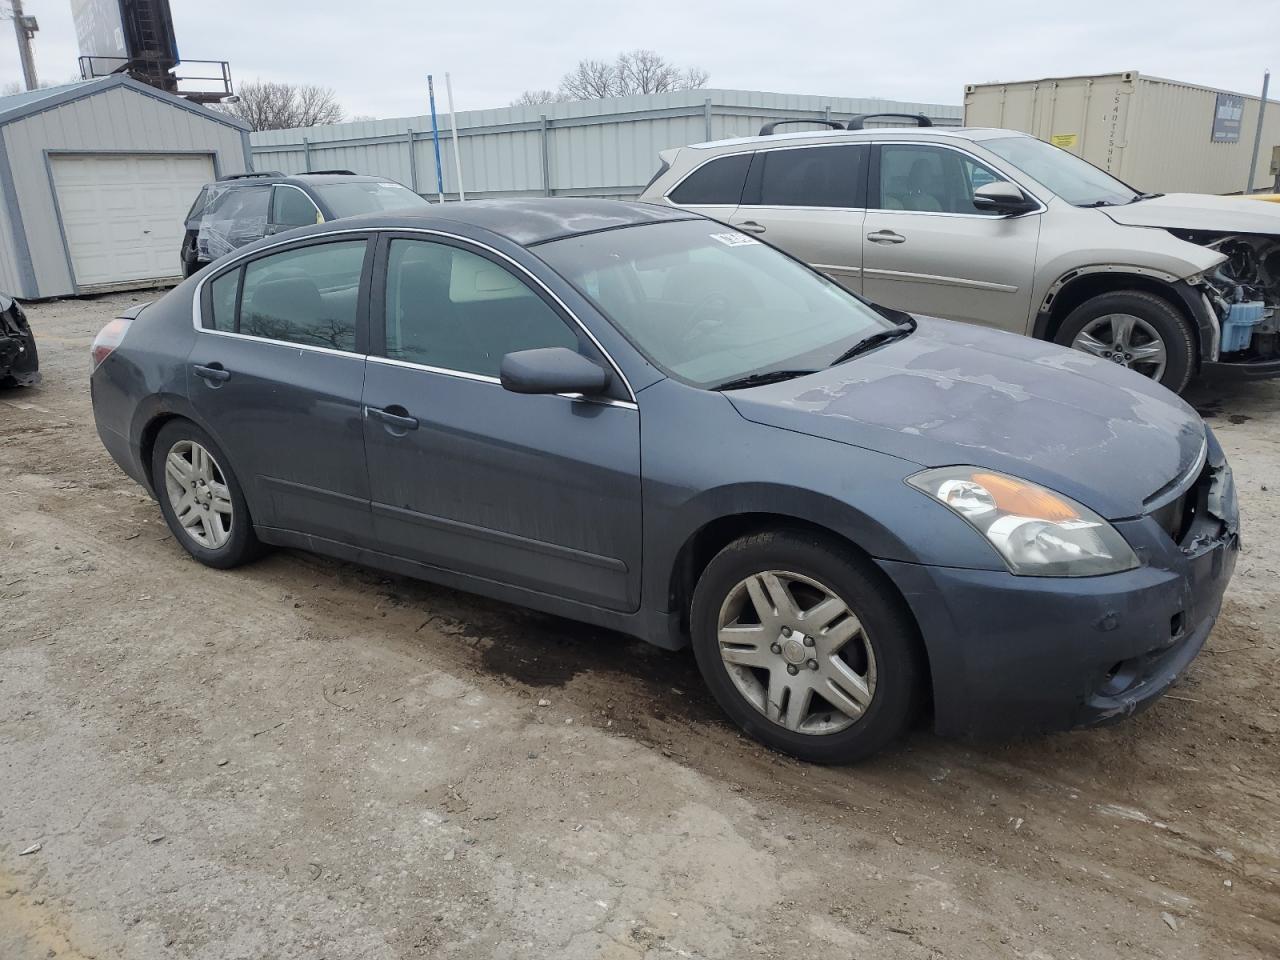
361, 233, 643, 612
727, 143, 869, 292
861, 142, 1042, 331
188, 234, 376, 545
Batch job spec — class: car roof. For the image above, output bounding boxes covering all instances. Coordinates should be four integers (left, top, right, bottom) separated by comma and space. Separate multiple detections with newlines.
684, 126, 1030, 151
340, 198, 700, 246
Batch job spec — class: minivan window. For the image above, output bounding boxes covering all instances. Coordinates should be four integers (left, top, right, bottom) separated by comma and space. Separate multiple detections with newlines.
272, 186, 322, 227
982, 135, 1139, 207
238, 240, 366, 350
538, 220, 893, 388
668, 153, 752, 206
755, 144, 866, 208
878, 144, 1009, 215
384, 239, 577, 377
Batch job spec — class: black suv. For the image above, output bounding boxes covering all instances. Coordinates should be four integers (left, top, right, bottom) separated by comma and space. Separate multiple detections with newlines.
180, 171, 430, 277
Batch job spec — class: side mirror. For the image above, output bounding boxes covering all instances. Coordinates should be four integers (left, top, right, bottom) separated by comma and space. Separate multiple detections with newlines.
500, 347, 610, 396
972, 181, 1037, 215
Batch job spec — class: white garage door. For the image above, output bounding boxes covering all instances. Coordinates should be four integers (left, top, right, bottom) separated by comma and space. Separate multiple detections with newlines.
51, 153, 215, 288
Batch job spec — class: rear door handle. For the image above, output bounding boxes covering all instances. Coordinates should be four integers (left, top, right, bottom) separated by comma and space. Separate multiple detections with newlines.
193, 363, 231, 383
738, 221, 767, 234
867, 230, 906, 244
366, 405, 419, 431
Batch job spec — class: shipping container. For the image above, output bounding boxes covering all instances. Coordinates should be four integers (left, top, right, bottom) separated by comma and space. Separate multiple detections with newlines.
964, 71, 1280, 196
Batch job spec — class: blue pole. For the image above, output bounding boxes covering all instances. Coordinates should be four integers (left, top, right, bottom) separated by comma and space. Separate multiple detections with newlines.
427, 75, 446, 202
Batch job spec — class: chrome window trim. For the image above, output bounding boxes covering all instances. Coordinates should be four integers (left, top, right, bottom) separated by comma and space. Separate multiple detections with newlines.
367, 354, 638, 410
192, 226, 638, 404
270, 183, 324, 226
869, 139, 1048, 217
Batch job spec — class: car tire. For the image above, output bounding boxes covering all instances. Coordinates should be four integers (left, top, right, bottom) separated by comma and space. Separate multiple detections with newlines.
689, 529, 923, 764
1054, 290, 1196, 393
150, 419, 263, 569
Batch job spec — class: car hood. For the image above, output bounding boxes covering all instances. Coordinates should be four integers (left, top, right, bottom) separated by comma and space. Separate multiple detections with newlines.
725, 318, 1207, 520
1102, 192, 1280, 234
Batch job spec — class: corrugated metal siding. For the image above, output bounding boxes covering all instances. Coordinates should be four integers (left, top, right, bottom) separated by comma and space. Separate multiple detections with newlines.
252, 88, 962, 199
2, 83, 249, 297
964, 72, 1280, 195
0, 188, 19, 294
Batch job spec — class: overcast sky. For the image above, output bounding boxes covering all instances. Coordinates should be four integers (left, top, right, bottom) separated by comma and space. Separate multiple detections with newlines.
3, 0, 1276, 119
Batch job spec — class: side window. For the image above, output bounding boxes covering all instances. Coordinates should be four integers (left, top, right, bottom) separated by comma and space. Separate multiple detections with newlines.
208, 268, 239, 332
384, 238, 577, 378
271, 186, 322, 228
878, 144, 1010, 215
238, 240, 367, 350
755, 144, 866, 208
197, 183, 272, 259
668, 153, 751, 206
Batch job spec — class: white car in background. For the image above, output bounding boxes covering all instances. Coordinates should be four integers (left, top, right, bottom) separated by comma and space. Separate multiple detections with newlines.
641, 116, 1280, 393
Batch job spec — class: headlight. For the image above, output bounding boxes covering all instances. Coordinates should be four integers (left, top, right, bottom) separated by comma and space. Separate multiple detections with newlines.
907, 467, 1139, 577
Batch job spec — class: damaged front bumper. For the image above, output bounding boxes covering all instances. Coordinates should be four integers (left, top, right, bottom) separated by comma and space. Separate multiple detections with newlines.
878, 433, 1239, 739
0, 293, 39, 387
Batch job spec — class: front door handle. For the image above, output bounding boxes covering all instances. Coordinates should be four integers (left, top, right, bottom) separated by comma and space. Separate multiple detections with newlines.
737, 221, 767, 234
366, 405, 419, 432
193, 363, 231, 383
867, 230, 906, 244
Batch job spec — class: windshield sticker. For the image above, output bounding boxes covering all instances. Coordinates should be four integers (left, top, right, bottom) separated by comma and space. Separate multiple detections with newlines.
709, 232, 760, 247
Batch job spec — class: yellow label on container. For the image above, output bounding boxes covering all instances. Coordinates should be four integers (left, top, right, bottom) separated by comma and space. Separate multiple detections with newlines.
1051, 133, 1078, 148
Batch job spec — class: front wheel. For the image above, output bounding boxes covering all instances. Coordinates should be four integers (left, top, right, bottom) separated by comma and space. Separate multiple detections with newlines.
689, 530, 923, 764
1054, 290, 1196, 393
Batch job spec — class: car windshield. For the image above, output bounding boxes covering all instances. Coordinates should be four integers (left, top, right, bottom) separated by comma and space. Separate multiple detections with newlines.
982, 135, 1140, 207
311, 181, 430, 217
536, 220, 895, 388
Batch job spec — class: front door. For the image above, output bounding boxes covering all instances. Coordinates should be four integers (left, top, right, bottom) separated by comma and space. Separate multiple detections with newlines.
861, 143, 1041, 332
187, 235, 375, 544
361, 235, 642, 612
728, 143, 869, 293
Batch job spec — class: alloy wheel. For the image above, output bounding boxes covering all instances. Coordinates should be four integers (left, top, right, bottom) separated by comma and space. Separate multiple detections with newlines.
163, 439, 234, 550
1071, 313, 1168, 380
716, 570, 877, 735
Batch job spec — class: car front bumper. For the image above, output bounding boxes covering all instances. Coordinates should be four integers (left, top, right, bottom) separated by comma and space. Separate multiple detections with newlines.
877, 464, 1239, 739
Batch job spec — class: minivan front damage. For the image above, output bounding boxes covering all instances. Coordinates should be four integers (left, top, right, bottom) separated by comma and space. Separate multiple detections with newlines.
0, 292, 39, 388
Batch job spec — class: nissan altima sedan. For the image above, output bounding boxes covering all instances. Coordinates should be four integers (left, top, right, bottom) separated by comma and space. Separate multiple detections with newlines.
90, 199, 1239, 763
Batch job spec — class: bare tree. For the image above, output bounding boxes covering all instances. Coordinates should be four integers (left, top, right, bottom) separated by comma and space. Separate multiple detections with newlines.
509, 89, 564, 107
514, 51, 709, 105
560, 59, 618, 100
219, 81, 345, 131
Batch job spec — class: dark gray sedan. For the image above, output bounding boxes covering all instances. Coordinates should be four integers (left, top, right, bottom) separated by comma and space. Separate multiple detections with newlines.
90, 199, 1239, 763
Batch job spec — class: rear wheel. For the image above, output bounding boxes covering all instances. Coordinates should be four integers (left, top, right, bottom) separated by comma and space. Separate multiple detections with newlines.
1054, 290, 1196, 393
689, 529, 923, 764
151, 420, 262, 569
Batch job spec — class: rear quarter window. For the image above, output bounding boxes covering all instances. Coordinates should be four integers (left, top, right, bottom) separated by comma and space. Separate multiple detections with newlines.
668, 153, 752, 206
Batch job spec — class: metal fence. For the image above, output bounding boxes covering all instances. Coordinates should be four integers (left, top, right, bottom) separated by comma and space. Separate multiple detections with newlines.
249, 88, 962, 200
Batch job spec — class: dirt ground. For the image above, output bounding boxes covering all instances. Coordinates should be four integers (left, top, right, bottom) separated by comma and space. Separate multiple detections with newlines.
1, 290, 1277, 960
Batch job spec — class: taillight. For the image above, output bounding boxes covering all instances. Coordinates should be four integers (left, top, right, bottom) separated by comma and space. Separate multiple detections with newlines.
91, 317, 132, 371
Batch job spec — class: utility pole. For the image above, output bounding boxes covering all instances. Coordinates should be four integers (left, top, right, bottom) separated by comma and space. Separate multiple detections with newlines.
1245, 69, 1270, 197
10, 0, 40, 91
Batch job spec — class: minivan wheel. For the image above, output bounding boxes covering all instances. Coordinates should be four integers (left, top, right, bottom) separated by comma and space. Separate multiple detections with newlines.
689, 530, 922, 764
151, 420, 262, 569
1055, 290, 1196, 392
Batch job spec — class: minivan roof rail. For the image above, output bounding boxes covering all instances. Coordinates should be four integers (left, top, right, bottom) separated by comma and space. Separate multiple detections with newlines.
303, 169, 358, 176
846, 113, 933, 130
757, 118, 845, 136
217, 170, 285, 181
